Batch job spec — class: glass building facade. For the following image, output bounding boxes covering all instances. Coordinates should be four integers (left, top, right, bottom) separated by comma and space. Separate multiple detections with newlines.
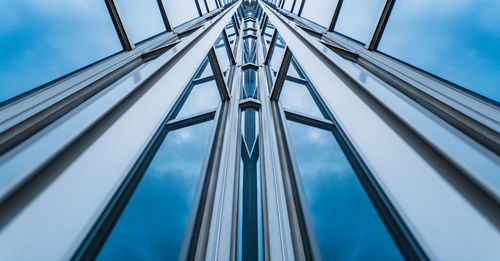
0, 1, 499, 260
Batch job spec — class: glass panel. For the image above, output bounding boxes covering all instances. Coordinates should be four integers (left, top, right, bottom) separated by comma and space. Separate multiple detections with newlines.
269, 34, 286, 77
242, 69, 258, 99
279, 80, 324, 119
283, 0, 293, 11
197, 0, 208, 14
176, 80, 220, 119
334, 0, 386, 43
115, 0, 166, 43
292, 0, 303, 14
0, 1, 122, 104
161, 0, 200, 28
214, 34, 232, 78
97, 120, 214, 260
378, 1, 500, 102
207, 0, 218, 11
301, 0, 339, 28
196, 60, 214, 79
286, 61, 304, 79
286, 120, 403, 261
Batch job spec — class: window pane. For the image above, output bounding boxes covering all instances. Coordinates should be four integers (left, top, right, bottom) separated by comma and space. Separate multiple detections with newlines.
301, 0, 339, 28
378, 1, 500, 102
286, 120, 403, 261
97, 120, 214, 260
283, 0, 293, 11
197, 0, 208, 14
334, 0, 385, 43
214, 34, 232, 78
207, 0, 218, 11
161, 0, 200, 28
279, 80, 324, 119
176, 80, 220, 119
115, 0, 165, 43
268, 34, 286, 77
292, 0, 303, 14
0, 1, 122, 104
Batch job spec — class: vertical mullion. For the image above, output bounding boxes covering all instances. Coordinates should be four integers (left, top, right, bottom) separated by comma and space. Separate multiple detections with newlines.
365, 0, 395, 50
105, 0, 135, 50
203, 0, 210, 13
328, 0, 343, 32
297, 0, 305, 16
157, 0, 172, 31
194, 0, 203, 16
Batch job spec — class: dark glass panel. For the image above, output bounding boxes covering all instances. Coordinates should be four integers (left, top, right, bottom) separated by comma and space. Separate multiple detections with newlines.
334, 0, 386, 43
378, 1, 500, 102
300, 0, 339, 28
97, 120, 214, 260
0, 1, 122, 104
286, 120, 403, 261
115, 0, 165, 43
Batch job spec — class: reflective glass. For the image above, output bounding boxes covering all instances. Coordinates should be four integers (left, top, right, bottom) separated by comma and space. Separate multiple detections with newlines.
301, 0, 339, 28
161, 0, 200, 28
176, 80, 220, 119
207, 0, 218, 11
378, 1, 500, 102
286, 61, 304, 79
197, 0, 208, 14
286, 120, 403, 261
0, 1, 122, 104
115, 0, 165, 43
269, 35, 286, 77
97, 120, 214, 260
292, 0, 303, 14
334, 0, 385, 43
280, 80, 323, 119
214, 34, 232, 78
283, 0, 293, 11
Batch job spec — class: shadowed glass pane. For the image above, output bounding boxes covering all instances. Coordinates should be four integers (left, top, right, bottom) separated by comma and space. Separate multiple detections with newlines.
286, 120, 403, 261
301, 0, 339, 28
0, 1, 122, 104
115, 0, 165, 43
334, 0, 385, 43
176, 80, 220, 119
161, 0, 199, 28
378, 1, 500, 102
97, 120, 214, 260
279, 80, 323, 119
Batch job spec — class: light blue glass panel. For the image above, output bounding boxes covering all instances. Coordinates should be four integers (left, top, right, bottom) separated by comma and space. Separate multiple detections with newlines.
161, 0, 200, 28
115, 0, 165, 43
283, 0, 293, 11
176, 80, 220, 119
197, 0, 208, 14
279, 80, 323, 119
300, 0, 339, 28
378, 1, 500, 103
269, 35, 286, 77
207, 0, 218, 11
97, 120, 214, 260
0, 1, 122, 104
292, 0, 303, 14
286, 120, 403, 260
334, 0, 385, 43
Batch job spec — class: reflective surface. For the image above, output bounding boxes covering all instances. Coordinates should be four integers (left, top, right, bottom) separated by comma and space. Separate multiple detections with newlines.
301, 0, 339, 28
378, 1, 500, 102
286, 120, 403, 261
292, 0, 303, 14
283, 0, 293, 11
115, 0, 165, 43
279, 80, 323, 119
334, 0, 385, 43
176, 80, 221, 119
161, 0, 200, 28
207, 0, 218, 11
214, 34, 232, 78
268, 34, 286, 77
97, 120, 214, 260
0, 1, 122, 104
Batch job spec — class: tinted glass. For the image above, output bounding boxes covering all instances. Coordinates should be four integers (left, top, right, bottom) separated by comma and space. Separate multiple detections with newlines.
301, 0, 339, 28
334, 0, 386, 43
97, 120, 214, 260
280, 80, 324, 119
176, 80, 221, 119
162, 0, 200, 28
286, 120, 403, 260
378, 1, 500, 102
0, 1, 122, 104
115, 0, 165, 43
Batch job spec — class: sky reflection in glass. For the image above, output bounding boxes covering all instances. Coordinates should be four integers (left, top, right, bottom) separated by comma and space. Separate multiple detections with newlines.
161, 0, 200, 28
301, 0, 339, 28
176, 80, 220, 119
378, 0, 500, 102
280, 80, 324, 119
97, 120, 214, 260
269, 35, 286, 77
334, 0, 385, 43
286, 120, 403, 260
0, 1, 122, 104
214, 34, 232, 78
115, 0, 165, 43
